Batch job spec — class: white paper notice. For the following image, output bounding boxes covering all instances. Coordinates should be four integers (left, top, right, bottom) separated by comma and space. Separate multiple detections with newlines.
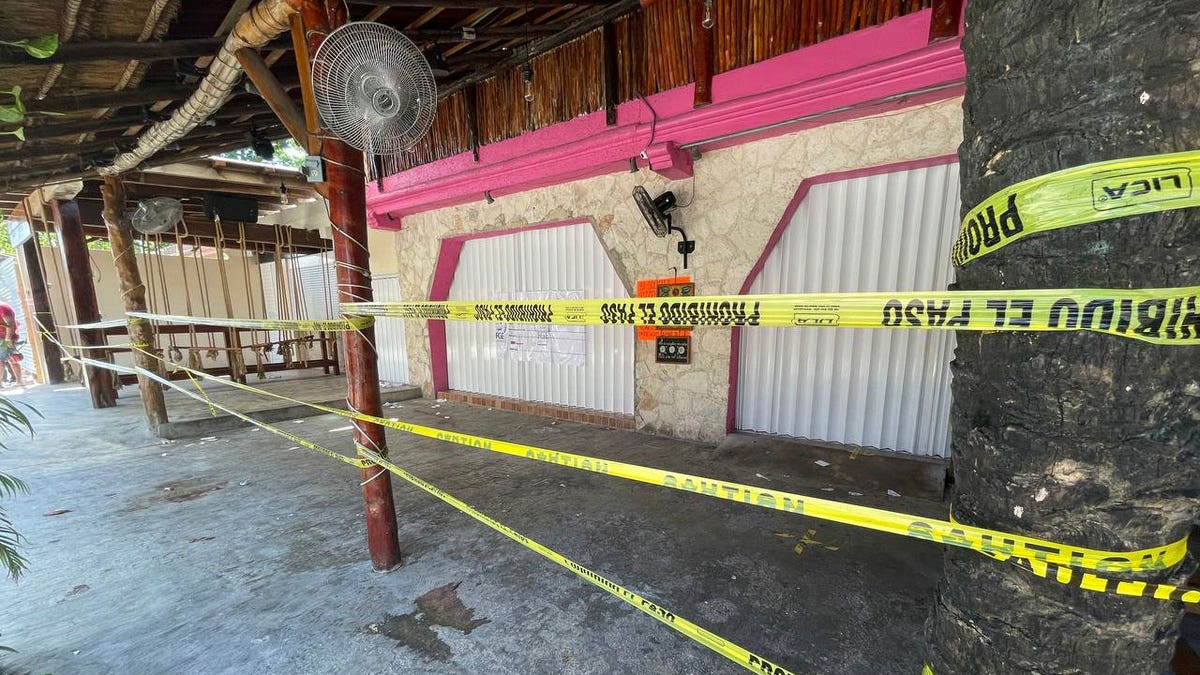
493, 290, 586, 366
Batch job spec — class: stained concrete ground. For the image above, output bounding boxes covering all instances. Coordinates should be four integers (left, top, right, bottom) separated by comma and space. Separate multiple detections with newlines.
156, 374, 422, 438
0, 379, 945, 674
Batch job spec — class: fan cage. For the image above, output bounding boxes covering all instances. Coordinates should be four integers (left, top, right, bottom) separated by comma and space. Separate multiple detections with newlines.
633, 186, 671, 238
311, 22, 438, 156
130, 197, 184, 235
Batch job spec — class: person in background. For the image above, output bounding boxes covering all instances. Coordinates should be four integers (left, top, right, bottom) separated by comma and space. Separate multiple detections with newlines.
0, 301, 23, 387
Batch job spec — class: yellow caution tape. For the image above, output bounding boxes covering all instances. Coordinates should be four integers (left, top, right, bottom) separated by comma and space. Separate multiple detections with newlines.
56, 339, 798, 674
38, 331, 136, 351
127, 311, 372, 332
954, 150, 1200, 265
1002, 554, 1199, 605
58, 318, 131, 330
344, 286, 1200, 345
131, 351, 1190, 583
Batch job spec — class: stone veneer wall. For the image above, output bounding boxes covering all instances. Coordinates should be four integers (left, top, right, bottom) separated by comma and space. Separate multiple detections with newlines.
388, 98, 964, 443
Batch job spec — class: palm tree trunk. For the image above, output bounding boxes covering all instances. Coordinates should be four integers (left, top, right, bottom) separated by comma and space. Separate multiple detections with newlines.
926, 1, 1200, 673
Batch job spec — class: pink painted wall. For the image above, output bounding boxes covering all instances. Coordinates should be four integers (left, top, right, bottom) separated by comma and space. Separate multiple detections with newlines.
367, 9, 964, 229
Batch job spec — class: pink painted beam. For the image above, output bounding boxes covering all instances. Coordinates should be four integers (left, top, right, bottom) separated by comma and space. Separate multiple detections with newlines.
368, 9, 964, 229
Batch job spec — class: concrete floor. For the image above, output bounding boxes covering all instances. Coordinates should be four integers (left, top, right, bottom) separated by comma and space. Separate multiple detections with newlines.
157, 374, 422, 438
0, 380, 944, 674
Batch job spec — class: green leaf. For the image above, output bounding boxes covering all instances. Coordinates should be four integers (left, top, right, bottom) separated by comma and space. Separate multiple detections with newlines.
0, 85, 25, 125
0, 473, 27, 498
0, 127, 24, 141
24, 35, 58, 59
0, 35, 59, 59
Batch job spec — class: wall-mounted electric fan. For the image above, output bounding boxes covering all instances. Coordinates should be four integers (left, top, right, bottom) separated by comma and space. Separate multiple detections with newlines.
311, 21, 437, 166
127, 197, 183, 235
633, 185, 696, 269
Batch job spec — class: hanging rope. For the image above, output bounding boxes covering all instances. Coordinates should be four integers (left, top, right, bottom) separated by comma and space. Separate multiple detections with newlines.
171, 230, 193, 364
212, 219, 245, 382
190, 234, 214, 367
237, 222, 259, 381
211, 219, 237, 320
149, 234, 172, 363
273, 225, 291, 366
286, 226, 311, 367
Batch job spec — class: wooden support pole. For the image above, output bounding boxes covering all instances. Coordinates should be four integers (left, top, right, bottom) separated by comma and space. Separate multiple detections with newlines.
15, 237, 66, 384
690, 0, 713, 107
465, 84, 481, 162
300, 0, 402, 572
236, 48, 311, 148
100, 177, 169, 433
601, 22, 619, 126
290, 15, 323, 157
49, 200, 116, 409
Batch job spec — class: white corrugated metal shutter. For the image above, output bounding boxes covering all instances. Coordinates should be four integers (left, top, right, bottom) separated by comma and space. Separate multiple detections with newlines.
373, 274, 408, 384
447, 222, 633, 414
260, 252, 337, 321
737, 162, 960, 457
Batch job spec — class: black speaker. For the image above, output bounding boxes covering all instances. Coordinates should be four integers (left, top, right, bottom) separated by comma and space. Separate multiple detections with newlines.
203, 192, 259, 223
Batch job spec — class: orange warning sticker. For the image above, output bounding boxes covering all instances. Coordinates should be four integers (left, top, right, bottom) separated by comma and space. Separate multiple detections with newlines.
636, 276, 694, 341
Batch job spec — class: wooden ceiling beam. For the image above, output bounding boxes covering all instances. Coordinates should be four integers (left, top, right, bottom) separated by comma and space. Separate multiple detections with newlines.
0, 131, 292, 193
236, 48, 310, 148
123, 172, 316, 199
35, 86, 200, 114
438, 0, 640, 98
407, 24, 561, 41
0, 37, 292, 66
28, 85, 292, 119
440, 5, 538, 58
0, 124, 275, 166
77, 191, 297, 216
19, 105, 278, 142
32, 215, 329, 252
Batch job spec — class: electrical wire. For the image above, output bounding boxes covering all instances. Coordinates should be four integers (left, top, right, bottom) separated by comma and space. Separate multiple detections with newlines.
637, 93, 658, 157
673, 173, 698, 209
